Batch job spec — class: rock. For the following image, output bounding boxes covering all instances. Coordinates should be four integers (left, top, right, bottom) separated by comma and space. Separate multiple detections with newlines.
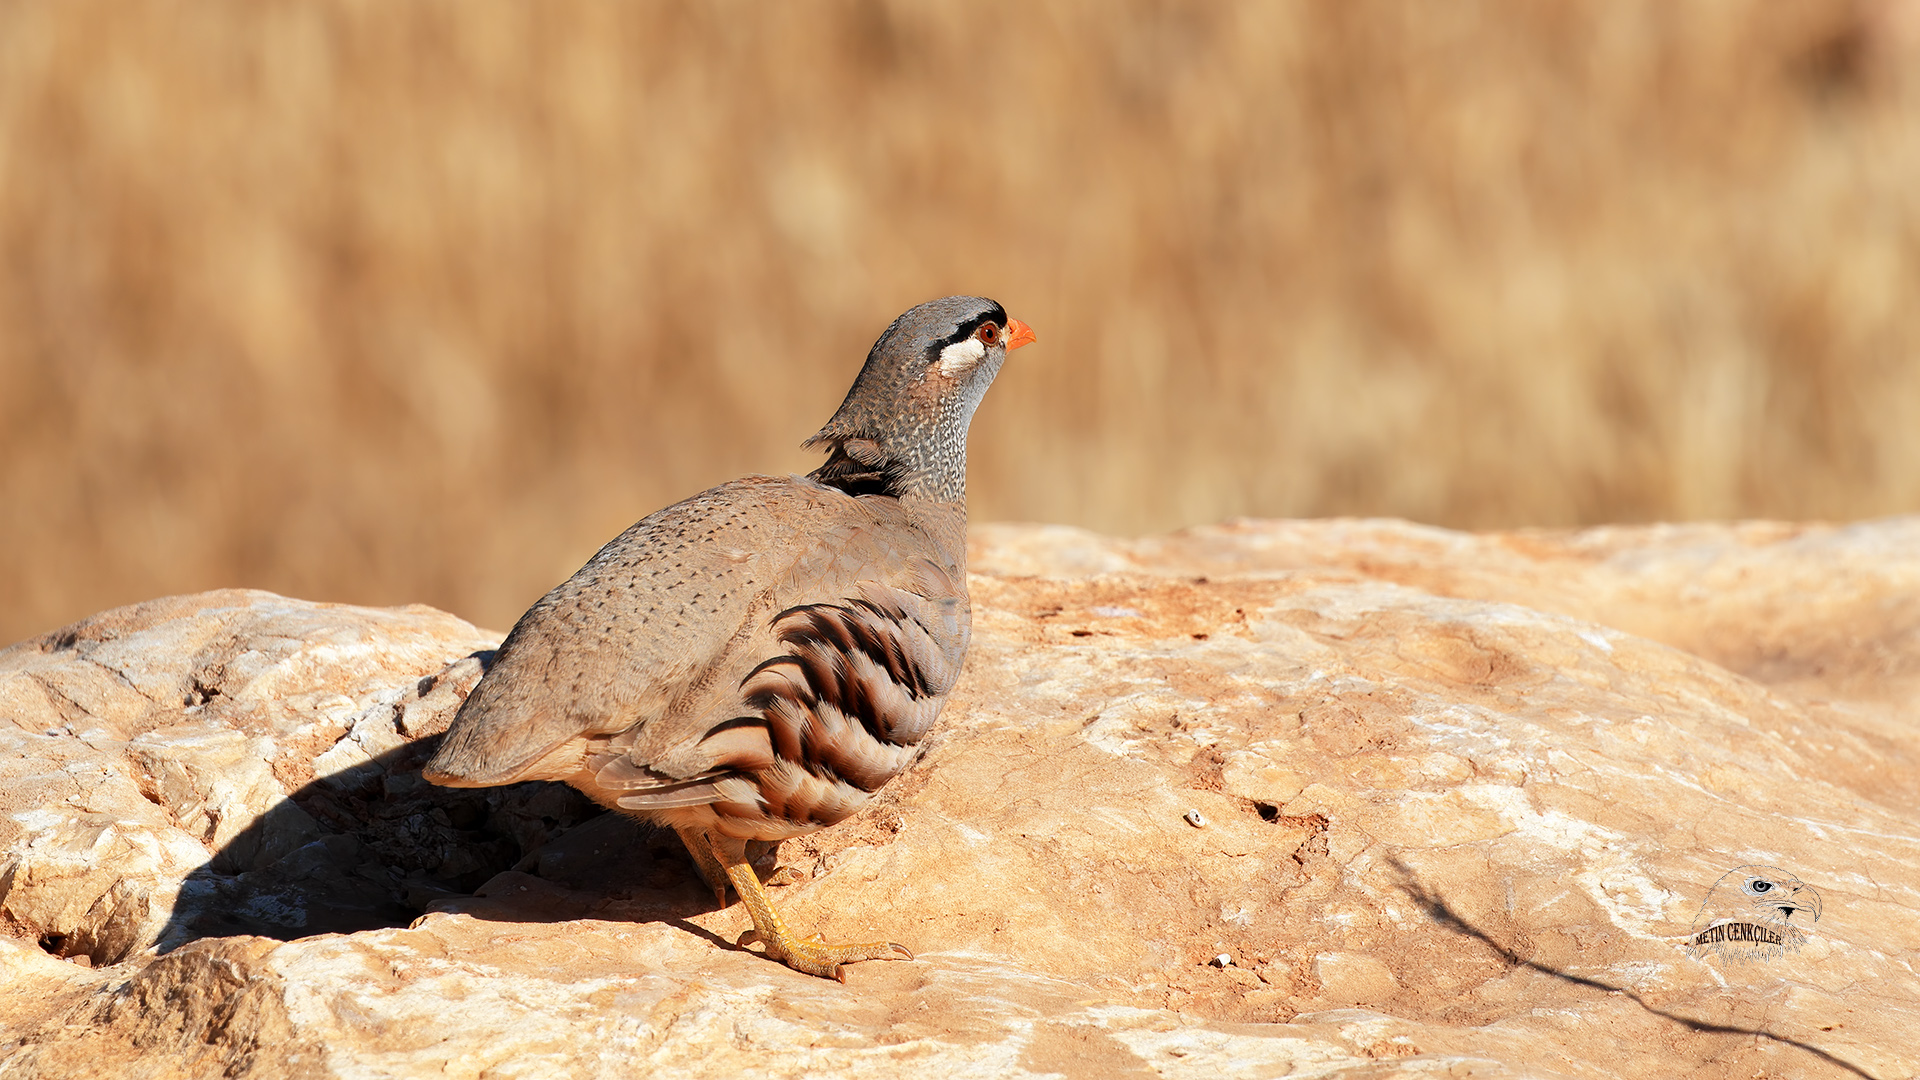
3, 522, 1918, 1079
0, 590, 600, 966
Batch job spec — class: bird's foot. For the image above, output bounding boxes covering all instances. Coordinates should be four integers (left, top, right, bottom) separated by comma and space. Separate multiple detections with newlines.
710, 832, 913, 981
736, 928, 913, 982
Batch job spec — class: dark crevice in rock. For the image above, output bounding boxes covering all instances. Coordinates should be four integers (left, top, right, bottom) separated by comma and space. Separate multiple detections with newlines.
25, 673, 94, 729
183, 677, 222, 708
76, 653, 167, 706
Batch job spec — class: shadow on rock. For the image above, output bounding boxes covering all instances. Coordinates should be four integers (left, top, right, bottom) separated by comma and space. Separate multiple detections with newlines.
1391, 858, 1877, 1080
156, 735, 714, 955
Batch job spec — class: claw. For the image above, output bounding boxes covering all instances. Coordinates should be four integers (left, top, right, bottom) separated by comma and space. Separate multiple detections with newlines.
704, 832, 914, 982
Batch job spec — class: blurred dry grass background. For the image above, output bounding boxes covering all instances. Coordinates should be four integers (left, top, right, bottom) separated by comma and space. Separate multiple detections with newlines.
3, 1, 1919, 643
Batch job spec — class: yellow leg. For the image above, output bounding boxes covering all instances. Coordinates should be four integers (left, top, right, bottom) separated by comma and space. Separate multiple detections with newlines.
704, 832, 912, 982
675, 826, 731, 910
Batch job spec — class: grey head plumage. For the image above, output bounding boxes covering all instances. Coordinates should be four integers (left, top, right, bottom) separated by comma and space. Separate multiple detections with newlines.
806, 296, 1033, 504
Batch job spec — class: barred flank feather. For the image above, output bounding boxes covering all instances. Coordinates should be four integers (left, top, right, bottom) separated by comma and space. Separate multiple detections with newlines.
603, 583, 957, 829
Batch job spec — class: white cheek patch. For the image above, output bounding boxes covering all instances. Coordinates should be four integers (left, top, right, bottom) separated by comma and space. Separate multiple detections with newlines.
937, 336, 987, 377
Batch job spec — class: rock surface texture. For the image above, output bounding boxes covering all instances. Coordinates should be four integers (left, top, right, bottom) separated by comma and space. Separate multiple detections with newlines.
3, 519, 1918, 1079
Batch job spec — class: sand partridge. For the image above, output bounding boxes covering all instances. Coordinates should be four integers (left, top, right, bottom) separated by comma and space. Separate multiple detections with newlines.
424, 296, 1034, 980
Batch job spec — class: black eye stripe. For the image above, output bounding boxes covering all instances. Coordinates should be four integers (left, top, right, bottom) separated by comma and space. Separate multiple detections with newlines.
932, 304, 1008, 351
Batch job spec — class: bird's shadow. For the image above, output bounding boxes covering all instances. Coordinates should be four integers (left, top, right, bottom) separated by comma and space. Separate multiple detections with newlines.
154, 723, 718, 957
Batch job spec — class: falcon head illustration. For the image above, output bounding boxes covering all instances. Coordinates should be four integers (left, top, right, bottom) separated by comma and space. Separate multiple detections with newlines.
1686, 865, 1821, 960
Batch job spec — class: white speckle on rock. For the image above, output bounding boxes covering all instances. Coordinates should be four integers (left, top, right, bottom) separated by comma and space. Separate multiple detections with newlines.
1577, 629, 1616, 653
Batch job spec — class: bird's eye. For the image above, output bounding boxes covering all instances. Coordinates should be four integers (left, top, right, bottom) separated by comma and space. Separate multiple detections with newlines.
978, 323, 1001, 346
1748, 879, 1773, 893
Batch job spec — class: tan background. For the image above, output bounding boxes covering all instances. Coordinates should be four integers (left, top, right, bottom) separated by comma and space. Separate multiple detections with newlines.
2, 0, 1918, 645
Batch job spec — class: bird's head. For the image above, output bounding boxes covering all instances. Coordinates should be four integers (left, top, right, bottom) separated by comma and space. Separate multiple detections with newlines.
806, 295, 1035, 501
1735, 867, 1822, 924
1692, 864, 1824, 937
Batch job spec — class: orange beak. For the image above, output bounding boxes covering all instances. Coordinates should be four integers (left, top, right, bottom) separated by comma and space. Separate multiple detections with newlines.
1005, 318, 1037, 351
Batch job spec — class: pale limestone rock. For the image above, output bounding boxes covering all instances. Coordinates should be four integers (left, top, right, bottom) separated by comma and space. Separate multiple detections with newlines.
0, 590, 517, 964
1, 521, 1917, 1079
1312, 952, 1401, 1005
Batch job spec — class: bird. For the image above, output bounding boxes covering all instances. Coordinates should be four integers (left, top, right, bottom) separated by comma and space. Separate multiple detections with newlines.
423, 296, 1034, 981
1685, 864, 1821, 961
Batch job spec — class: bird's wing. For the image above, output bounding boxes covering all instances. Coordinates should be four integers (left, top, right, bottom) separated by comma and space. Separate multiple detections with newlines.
592, 555, 968, 824
424, 475, 966, 795
588, 487, 970, 831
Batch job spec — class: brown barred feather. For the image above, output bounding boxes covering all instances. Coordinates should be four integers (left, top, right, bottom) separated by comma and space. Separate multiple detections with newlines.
556, 570, 963, 835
